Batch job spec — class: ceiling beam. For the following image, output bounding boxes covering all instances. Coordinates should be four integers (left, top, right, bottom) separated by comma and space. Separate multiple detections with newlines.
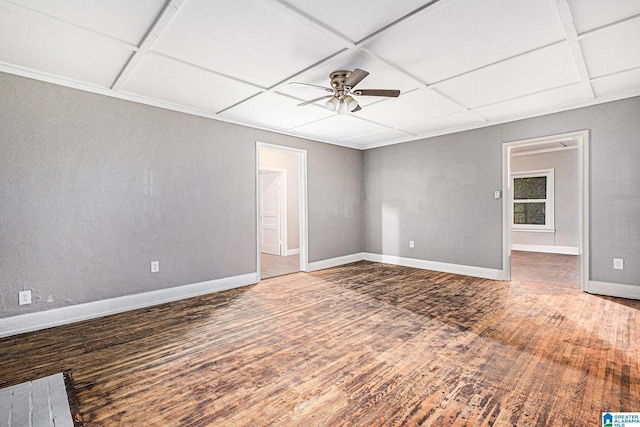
267, 0, 356, 48
111, 0, 189, 91
553, 0, 595, 100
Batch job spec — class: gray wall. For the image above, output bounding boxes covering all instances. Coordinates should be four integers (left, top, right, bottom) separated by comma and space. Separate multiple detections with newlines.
364, 96, 640, 286
364, 127, 504, 270
511, 148, 579, 248
0, 73, 363, 317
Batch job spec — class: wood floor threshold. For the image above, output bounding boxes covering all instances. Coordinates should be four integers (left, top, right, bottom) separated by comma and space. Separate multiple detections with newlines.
0, 259, 637, 426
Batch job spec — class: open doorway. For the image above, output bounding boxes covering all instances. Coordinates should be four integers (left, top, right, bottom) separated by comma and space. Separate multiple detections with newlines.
257, 142, 308, 280
502, 130, 589, 290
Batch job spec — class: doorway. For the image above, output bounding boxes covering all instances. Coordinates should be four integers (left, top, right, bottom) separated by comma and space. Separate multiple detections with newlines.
259, 169, 285, 256
257, 142, 308, 279
502, 130, 589, 291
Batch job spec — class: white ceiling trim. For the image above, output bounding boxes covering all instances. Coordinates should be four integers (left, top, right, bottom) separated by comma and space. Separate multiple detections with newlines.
590, 64, 640, 82
355, 0, 445, 46
576, 13, 640, 41
268, 0, 356, 46
111, 0, 189, 91
3, 56, 639, 152
554, 0, 595, 100
364, 87, 640, 150
0, 0, 138, 52
1, 0, 638, 150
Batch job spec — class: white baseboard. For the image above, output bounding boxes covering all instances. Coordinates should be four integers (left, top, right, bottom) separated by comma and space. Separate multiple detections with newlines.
0, 272, 259, 338
306, 253, 364, 272
587, 280, 640, 300
363, 253, 505, 280
512, 244, 579, 255
286, 248, 300, 256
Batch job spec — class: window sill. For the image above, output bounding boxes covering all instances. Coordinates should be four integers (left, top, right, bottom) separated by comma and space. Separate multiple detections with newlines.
511, 228, 556, 233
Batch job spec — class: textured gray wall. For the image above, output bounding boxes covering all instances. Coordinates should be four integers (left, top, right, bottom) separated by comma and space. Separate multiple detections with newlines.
0, 73, 363, 317
364, 127, 504, 270
364, 96, 640, 286
511, 149, 579, 248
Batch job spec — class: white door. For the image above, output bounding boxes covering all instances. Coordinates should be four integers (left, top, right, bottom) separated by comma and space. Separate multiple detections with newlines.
260, 171, 281, 255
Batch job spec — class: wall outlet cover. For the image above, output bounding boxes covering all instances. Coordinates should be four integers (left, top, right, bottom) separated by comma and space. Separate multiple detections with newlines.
19, 290, 32, 305
151, 261, 160, 273
613, 258, 624, 270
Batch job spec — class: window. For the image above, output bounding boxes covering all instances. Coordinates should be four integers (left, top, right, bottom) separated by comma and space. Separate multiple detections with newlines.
512, 169, 554, 231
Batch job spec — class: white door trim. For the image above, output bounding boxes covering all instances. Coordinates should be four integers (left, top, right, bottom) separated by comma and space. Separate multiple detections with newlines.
256, 142, 309, 277
501, 130, 589, 291
260, 167, 287, 256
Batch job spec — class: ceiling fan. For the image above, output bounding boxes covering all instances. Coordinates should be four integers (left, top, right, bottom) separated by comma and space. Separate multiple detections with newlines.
290, 68, 400, 114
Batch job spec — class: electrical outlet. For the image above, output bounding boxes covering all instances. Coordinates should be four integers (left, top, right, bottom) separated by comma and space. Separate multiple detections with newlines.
409, 240, 415, 248
151, 261, 160, 273
613, 258, 624, 270
19, 290, 32, 305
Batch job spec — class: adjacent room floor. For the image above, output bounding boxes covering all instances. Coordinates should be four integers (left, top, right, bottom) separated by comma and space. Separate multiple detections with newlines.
511, 250, 580, 289
0, 258, 636, 426
260, 253, 299, 279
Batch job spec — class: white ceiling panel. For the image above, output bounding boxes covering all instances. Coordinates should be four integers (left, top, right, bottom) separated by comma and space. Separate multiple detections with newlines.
354, 88, 462, 127
397, 111, 485, 136
153, 0, 348, 87
592, 68, 640, 98
121, 53, 261, 113
276, 0, 431, 43
436, 43, 581, 108
277, 50, 421, 106
1, 0, 639, 149
567, 0, 640, 33
292, 115, 390, 141
364, 0, 566, 84
580, 18, 640, 78
5, 0, 166, 45
473, 83, 590, 120
0, 4, 133, 87
220, 92, 334, 130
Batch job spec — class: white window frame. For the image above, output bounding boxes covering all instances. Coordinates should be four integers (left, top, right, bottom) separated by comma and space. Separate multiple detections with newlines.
511, 168, 555, 232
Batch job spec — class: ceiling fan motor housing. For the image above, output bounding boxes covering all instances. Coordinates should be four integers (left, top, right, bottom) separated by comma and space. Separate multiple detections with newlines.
329, 70, 352, 90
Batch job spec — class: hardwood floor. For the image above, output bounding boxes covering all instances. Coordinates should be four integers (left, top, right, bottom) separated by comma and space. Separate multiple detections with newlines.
261, 253, 300, 279
0, 261, 637, 426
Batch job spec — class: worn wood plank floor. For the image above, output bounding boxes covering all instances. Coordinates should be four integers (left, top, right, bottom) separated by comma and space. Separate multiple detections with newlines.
0, 261, 638, 426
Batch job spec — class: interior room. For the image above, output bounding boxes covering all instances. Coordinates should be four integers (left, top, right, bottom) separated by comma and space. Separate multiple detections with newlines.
1, 1, 639, 425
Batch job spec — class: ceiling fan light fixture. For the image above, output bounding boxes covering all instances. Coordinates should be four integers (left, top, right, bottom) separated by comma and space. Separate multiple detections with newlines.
345, 95, 358, 112
337, 99, 349, 114
325, 96, 339, 111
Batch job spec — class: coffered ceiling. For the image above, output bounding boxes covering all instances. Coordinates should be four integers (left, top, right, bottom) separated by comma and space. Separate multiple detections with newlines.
1, 0, 639, 149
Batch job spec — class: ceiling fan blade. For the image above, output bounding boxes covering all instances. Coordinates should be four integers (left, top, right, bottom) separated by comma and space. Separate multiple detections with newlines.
353, 89, 401, 97
297, 95, 333, 107
289, 82, 333, 92
351, 105, 362, 113
344, 68, 369, 89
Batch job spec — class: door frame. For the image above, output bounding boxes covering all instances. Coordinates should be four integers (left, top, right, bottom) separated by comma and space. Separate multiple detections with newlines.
501, 130, 589, 291
259, 167, 286, 256
256, 142, 308, 278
